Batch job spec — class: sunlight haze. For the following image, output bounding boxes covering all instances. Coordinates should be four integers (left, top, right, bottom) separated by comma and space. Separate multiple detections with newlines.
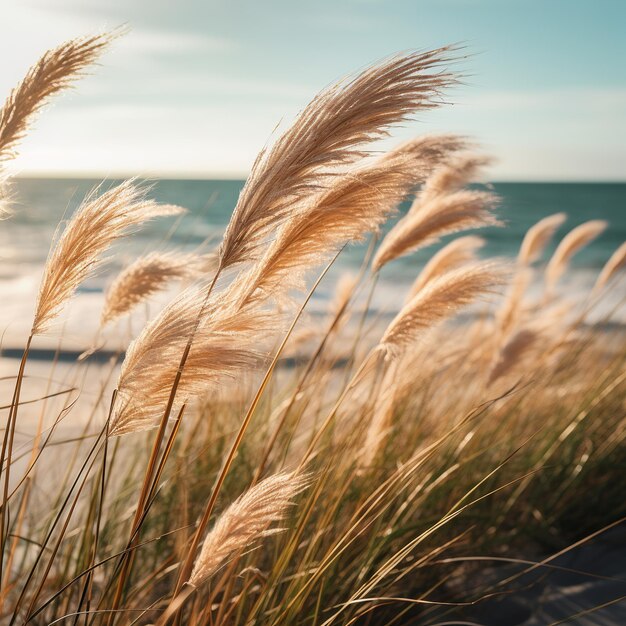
1, 0, 624, 180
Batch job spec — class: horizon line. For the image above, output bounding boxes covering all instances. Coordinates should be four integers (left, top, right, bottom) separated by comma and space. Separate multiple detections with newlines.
11, 172, 626, 185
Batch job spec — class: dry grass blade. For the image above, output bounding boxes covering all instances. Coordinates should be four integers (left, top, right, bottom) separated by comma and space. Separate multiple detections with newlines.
593, 241, 626, 294
545, 220, 607, 294
379, 262, 507, 356
408, 235, 485, 298
101, 251, 217, 326
32, 181, 183, 335
518, 212, 567, 265
219, 48, 460, 268
188, 471, 309, 587
0, 32, 116, 164
110, 284, 273, 436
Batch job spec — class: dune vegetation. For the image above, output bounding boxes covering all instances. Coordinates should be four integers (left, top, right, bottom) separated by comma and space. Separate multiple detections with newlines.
0, 31, 624, 625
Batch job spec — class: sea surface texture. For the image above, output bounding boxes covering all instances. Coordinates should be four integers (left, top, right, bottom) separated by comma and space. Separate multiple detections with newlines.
1, 179, 624, 347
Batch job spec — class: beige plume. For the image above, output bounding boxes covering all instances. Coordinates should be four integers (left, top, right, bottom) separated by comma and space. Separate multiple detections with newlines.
379, 262, 507, 356
372, 153, 498, 271
593, 241, 626, 294
518, 212, 567, 265
32, 181, 183, 335
372, 186, 499, 272
378, 134, 469, 171
0, 32, 115, 164
110, 283, 273, 436
101, 251, 217, 326
218, 48, 459, 269
495, 268, 533, 338
420, 153, 491, 201
545, 220, 607, 295
242, 143, 445, 303
188, 471, 308, 587
488, 328, 538, 385
407, 235, 485, 299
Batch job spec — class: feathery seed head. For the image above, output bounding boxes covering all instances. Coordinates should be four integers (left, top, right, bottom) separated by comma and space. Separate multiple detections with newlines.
188, 471, 309, 587
0, 31, 117, 164
110, 283, 274, 436
101, 251, 217, 326
218, 48, 460, 269
32, 181, 183, 335
518, 212, 567, 265
407, 235, 485, 298
593, 241, 626, 294
379, 261, 508, 357
545, 220, 607, 294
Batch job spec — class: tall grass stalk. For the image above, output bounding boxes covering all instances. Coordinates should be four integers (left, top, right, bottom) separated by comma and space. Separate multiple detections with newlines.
0, 32, 624, 626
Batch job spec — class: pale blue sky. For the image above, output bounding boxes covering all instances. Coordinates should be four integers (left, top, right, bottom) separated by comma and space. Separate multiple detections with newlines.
1, 0, 624, 180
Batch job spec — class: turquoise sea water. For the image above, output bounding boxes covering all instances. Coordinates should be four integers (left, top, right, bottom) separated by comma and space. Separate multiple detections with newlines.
3, 178, 625, 308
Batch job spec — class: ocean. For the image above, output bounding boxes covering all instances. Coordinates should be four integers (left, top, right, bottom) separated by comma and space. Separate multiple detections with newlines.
2, 178, 625, 335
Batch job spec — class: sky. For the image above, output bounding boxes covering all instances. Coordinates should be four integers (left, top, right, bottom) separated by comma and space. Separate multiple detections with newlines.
0, 0, 624, 180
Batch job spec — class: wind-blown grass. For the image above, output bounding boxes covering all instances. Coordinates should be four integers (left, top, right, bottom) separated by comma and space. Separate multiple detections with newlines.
0, 32, 624, 626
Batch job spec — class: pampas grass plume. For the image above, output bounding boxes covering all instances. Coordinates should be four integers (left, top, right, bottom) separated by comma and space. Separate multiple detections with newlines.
488, 328, 537, 385
379, 262, 507, 356
545, 220, 607, 295
593, 241, 626, 294
372, 154, 499, 271
101, 251, 216, 326
32, 181, 183, 335
0, 32, 116, 164
111, 283, 273, 436
188, 471, 309, 587
518, 212, 567, 265
219, 49, 459, 269
407, 235, 485, 299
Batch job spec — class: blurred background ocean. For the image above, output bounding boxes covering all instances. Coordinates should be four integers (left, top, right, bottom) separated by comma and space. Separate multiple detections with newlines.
0, 177, 624, 350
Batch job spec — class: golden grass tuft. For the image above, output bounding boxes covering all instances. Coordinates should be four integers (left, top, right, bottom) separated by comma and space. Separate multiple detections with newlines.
242, 141, 448, 303
379, 262, 508, 356
545, 219, 607, 295
101, 251, 217, 326
372, 154, 500, 271
407, 234, 485, 298
593, 241, 626, 294
0, 32, 116, 164
32, 181, 183, 335
188, 471, 309, 587
518, 212, 567, 265
111, 283, 274, 435
219, 49, 460, 269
